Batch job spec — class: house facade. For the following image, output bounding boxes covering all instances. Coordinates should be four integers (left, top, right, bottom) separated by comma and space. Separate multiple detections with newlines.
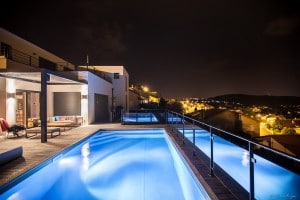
78, 65, 130, 115
0, 27, 129, 141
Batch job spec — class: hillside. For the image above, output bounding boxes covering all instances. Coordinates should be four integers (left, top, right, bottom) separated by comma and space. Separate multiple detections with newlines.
208, 94, 300, 107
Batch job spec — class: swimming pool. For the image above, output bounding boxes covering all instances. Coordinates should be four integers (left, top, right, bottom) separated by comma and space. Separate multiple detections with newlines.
179, 129, 300, 200
0, 129, 209, 200
122, 113, 158, 123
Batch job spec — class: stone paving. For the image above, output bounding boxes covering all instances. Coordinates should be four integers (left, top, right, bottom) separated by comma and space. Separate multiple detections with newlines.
0, 123, 248, 199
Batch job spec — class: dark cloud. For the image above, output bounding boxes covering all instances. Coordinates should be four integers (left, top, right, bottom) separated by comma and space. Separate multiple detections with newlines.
73, 24, 127, 54
264, 17, 300, 37
1, 0, 300, 98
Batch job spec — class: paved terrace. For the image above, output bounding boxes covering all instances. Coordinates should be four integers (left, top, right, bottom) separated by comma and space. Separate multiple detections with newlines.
0, 123, 248, 200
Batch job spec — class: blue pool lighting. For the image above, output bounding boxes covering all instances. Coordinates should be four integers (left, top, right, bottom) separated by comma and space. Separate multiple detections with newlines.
122, 113, 158, 123
167, 113, 184, 123
179, 129, 300, 200
0, 129, 209, 200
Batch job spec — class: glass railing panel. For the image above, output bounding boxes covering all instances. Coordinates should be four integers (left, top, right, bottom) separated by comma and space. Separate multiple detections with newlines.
122, 112, 159, 123
167, 113, 184, 124
186, 129, 211, 156
170, 111, 300, 199
179, 127, 250, 191
212, 133, 250, 191
253, 148, 300, 199
122, 113, 135, 122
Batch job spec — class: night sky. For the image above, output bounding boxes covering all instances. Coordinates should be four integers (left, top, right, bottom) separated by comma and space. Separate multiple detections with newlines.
1, 0, 300, 98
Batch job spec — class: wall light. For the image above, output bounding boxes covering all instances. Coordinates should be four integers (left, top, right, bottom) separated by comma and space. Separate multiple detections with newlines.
7, 92, 16, 98
7, 78, 16, 93
6, 93, 16, 124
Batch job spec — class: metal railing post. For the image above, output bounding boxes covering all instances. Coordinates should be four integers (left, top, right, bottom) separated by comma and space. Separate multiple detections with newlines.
210, 126, 214, 176
182, 113, 185, 144
249, 142, 255, 200
121, 109, 123, 124
166, 111, 168, 124
176, 112, 178, 127
193, 120, 196, 156
163, 110, 300, 198
170, 112, 174, 132
165, 110, 167, 124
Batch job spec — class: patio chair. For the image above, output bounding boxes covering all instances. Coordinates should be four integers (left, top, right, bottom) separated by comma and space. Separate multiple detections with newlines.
0, 118, 26, 138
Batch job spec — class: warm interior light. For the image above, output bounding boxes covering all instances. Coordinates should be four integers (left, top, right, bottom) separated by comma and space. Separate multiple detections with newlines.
7, 78, 16, 93
6, 96, 16, 124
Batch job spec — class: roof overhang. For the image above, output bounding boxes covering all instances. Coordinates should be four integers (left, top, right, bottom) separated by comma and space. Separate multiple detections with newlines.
0, 70, 88, 85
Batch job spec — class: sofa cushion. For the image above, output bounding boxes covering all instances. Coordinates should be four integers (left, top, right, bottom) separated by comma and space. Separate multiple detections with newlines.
0, 146, 23, 165
59, 116, 66, 121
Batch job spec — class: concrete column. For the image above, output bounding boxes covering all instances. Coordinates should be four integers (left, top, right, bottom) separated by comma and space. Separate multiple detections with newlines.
40, 70, 47, 143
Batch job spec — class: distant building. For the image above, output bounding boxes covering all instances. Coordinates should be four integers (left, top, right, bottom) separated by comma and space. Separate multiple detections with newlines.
240, 115, 260, 137
258, 135, 300, 158
200, 109, 242, 134
129, 89, 140, 110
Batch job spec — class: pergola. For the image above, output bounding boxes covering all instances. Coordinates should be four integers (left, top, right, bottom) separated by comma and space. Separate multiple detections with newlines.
0, 68, 87, 143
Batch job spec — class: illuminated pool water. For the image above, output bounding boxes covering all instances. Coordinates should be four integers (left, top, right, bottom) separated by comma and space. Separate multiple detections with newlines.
179, 129, 300, 200
167, 113, 184, 123
0, 129, 209, 200
122, 113, 158, 123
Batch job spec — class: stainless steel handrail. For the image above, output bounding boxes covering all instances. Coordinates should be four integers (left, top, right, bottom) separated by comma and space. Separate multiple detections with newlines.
167, 110, 300, 162
167, 110, 300, 200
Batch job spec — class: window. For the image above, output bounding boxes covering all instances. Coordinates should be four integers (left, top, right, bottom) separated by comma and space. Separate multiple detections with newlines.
39, 57, 57, 71
0, 42, 12, 58
114, 73, 120, 79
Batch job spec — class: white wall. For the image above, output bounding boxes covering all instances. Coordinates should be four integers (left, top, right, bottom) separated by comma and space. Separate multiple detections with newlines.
90, 66, 129, 112
92, 66, 126, 75
112, 73, 129, 111
47, 84, 82, 116
15, 79, 41, 92
47, 72, 113, 124
87, 72, 112, 124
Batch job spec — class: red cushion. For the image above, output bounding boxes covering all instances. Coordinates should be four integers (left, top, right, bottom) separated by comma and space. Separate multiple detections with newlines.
0, 118, 10, 131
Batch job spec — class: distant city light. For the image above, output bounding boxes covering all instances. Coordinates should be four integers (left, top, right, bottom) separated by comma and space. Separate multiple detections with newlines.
142, 86, 149, 92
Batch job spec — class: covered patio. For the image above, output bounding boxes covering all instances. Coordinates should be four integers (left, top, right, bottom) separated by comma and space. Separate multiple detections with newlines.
0, 68, 88, 143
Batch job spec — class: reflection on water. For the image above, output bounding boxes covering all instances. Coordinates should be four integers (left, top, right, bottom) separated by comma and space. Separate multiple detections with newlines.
179, 129, 300, 200
0, 129, 208, 200
242, 150, 249, 166
81, 143, 90, 171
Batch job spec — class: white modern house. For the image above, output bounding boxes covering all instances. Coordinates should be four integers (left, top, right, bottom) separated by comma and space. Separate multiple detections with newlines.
0, 27, 129, 142
78, 65, 129, 112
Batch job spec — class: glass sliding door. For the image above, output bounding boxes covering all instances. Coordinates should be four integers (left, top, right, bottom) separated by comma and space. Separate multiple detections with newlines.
26, 92, 40, 128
